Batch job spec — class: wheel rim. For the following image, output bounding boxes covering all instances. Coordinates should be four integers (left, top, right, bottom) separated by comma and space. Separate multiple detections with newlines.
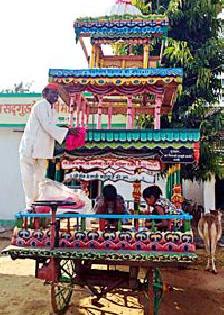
51, 260, 75, 314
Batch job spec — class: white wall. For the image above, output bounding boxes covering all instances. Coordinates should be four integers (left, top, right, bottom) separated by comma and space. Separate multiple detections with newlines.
202, 174, 216, 212
182, 179, 203, 205
182, 176, 216, 213
0, 129, 24, 219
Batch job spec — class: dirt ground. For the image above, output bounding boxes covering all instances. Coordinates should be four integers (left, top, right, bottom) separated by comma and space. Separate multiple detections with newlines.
0, 232, 224, 315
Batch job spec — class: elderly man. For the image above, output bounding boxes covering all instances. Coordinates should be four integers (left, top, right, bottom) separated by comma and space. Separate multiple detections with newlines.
19, 83, 76, 211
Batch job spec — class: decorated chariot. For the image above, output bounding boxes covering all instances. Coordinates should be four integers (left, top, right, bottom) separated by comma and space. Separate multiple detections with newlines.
2, 1, 200, 314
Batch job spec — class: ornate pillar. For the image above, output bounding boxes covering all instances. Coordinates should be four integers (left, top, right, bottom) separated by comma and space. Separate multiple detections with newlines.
132, 180, 141, 231
100, 59, 104, 68
126, 96, 133, 129
81, 99, 86, 127
108, 106, 113, 129
89, 44, 96, 69
68, 97, 74, 127
166, 165, 174, 200
131, 106, 135, 128
165, 167, 170, 199
97, 96, 103, 129
154, 95, 163, 129
85, 105, 90, 127
176, 163, 181, 185
75, 94, 82, 127
95, 45, 100, 68
171, 183, 184, 209
143, 44, 149, 68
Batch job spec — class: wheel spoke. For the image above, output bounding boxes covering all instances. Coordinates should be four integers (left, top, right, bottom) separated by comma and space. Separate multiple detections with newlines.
60, 260, 74, 279
51, 260, 75, 314
55, 286, 68, 298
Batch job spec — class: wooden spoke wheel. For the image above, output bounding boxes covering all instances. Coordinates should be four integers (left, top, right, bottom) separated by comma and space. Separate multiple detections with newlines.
51, 282, 73, 315
51, 260, 75, 315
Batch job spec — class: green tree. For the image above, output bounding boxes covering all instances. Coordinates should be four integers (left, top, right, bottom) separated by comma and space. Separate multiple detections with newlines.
166, 0, 224, 180
133, 0, 224, 180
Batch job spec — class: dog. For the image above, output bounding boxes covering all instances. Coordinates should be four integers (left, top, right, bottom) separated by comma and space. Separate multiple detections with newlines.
198, 210, 222, 274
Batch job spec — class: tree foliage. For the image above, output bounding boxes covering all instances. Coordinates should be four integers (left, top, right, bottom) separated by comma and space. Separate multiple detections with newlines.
131, 0, 149, 13
133, 0, 224, 180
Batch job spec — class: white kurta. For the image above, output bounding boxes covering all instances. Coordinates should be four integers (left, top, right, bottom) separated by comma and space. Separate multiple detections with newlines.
19, 99, 68, 159
19, 99, 68, 208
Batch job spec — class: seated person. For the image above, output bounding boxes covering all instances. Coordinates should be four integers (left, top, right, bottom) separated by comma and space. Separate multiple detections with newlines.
142, 186, 169, 231
94, 185, 127, 230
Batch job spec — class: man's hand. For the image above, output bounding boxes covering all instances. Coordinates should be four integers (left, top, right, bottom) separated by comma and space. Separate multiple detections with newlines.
68, 127, 79, 136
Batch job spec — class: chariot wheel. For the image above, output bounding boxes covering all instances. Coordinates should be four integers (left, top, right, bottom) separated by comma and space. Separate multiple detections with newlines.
51, 260, 75, 314
51, 282, 73, 314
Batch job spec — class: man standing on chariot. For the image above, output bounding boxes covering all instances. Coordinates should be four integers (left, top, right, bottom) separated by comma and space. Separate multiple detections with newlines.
19, 83, 77, 211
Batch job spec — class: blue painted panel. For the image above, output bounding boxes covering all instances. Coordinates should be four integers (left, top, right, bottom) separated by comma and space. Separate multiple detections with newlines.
49, 68, 183, 78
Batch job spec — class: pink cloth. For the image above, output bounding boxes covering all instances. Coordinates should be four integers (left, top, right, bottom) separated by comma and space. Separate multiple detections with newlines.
60, 196, 85, 209
35, 206, 51, 214
66, 127, 86, 151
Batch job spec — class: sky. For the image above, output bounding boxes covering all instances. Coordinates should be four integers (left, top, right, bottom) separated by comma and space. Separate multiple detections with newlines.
0, 0, 114, 91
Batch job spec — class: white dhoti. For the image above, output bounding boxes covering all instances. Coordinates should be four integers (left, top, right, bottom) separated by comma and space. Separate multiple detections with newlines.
20, 155, 47, 208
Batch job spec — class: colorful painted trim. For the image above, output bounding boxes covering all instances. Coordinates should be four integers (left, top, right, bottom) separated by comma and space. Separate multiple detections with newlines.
61, 158, 161, 171
52, 77, 181, 89
55, 145, 195, 164
65, 170, 155, 183
57, 148, 156, 159
74, 15, 169, 39
57, 147, 193, 161
75, 20, 168, 28
75, 27, 168, 42
50, 69, 183, 88
75, 15, 168, 24
90, 33, 166, 41
54, 130, 199, 158
14, 212, 193, 220
76, 143, 195, 151
91, 37, 153, 44
85, 129, 199, 143
11, 228, 195, 251
2, 246, 197, 264
49, 68, 183, 78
